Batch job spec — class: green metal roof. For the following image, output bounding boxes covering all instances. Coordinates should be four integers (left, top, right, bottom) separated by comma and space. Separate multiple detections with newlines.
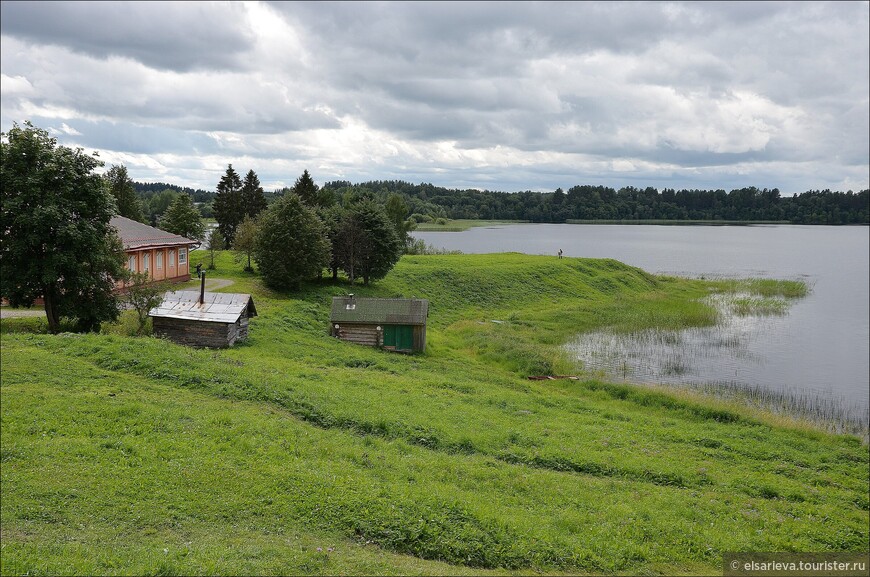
330, 296, 428, 325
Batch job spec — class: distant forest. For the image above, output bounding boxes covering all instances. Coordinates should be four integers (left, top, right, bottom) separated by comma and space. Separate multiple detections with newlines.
322, 181, 869, 225
134, 180, 869, 225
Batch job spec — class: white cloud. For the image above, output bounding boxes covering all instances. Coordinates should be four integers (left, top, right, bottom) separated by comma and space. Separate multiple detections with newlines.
1, 1, 866, 194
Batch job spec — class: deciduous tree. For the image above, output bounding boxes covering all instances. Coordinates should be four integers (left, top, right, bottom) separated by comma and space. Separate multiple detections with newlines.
125, 271, 168, 335
144, 188, 180, 226
232, 216, 259, 272
336, 200, 402, 285
1, 121, 126, 333
318, 204, 345, 281
207, 228, 225, 269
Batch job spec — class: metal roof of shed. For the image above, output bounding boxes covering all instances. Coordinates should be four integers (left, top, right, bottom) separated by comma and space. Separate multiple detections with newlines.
330, 296, 428, 325
149, 290, 257, 324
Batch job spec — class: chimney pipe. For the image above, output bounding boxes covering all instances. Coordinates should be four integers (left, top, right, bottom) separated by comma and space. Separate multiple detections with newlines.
200, 272, 206, 305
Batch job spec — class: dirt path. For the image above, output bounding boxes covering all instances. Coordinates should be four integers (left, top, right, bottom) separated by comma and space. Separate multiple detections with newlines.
203, 278, 234, 291
0, 308, 46, 319
1, 279, 235, 319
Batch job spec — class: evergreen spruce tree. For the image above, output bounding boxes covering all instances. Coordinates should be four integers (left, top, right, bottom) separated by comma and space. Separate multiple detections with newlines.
241, 169, 267, 219
292, 169, 320, 207
160, 194, 205, 240
104, 164, 144, 222
385, 193, 416, 250
212, 164, 244, 246
252, 193, 330, 290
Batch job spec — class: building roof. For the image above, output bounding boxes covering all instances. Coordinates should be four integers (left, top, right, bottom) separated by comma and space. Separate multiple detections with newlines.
110, 215, 198, 251
149, 290, 257, 324
330, 296, 428, 325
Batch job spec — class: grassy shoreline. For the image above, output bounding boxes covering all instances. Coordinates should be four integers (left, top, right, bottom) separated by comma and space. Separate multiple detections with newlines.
412, 219, 527, 232
412, 219, 798, 232
2, 252, 867, 575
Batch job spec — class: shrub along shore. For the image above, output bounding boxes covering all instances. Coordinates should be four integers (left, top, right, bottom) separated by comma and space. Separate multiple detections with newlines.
1, 252, 867, 576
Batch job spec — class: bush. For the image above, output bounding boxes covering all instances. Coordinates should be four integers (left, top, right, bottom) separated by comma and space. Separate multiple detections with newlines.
101, 310, 148, 337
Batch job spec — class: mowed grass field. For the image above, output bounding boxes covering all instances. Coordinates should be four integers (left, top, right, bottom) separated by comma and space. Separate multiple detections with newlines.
1, 252, 867, 576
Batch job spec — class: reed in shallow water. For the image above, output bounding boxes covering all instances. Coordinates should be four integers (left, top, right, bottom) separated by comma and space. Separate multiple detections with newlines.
569, 279, 869, 440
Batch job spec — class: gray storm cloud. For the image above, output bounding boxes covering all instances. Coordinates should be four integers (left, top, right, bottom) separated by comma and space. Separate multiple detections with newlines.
1, 1, 867, 193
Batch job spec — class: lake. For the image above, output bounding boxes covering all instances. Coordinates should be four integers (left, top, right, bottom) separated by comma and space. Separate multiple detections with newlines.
413, 224, 870, 421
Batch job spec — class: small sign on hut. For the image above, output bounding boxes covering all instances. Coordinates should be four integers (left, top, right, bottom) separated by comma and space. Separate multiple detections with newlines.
149, 276, 257, 348
330, 295, 428, 353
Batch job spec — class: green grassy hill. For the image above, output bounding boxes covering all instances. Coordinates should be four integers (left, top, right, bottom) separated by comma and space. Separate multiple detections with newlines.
1, 253, 867, 575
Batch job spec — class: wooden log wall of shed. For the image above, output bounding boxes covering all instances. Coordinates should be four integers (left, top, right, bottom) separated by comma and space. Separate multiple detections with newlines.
413, 325, 426, 352
333, 324, 382, 347
153, 317, 238, 348
238, 316, 249, 341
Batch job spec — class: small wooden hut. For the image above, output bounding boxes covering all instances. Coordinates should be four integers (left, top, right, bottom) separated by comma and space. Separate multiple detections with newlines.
149, 276, 257, 348
330, 295, 428, 353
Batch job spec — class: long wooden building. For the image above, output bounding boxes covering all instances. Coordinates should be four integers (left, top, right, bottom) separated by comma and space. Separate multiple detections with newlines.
110, 215, 198, 287
330, 295, 428, 353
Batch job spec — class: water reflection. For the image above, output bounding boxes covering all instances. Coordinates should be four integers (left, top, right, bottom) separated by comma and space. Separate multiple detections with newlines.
566, 295, 869, 437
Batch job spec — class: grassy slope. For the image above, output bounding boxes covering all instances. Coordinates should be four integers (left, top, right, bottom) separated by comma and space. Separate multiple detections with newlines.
1, 252, 867, 576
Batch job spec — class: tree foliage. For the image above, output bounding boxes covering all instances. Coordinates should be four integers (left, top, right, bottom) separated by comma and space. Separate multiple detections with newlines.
292, 169, 320, 207
384, 192, 416, 249
335, 200, 402, 285
252, 193, 330, 290
241, 169, 268, 219
232, 216, 259, 272
160, 194, 205, 240
317, 204, 346, 280
207, 228, 225, 270
212, 164, 244, 246
1, 121, 126, 333
104, 164, 144, 222
143, 188, 181, 226
320, 180, 869, 225
125, 271, 168, 335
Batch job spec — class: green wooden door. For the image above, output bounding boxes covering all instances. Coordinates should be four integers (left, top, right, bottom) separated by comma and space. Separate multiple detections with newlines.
383, 325, 396, 348
396, 325, 413, 350
383, 325, 413, 350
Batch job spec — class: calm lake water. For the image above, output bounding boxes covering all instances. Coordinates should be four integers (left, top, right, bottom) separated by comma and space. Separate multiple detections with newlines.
413, 224, 870, 415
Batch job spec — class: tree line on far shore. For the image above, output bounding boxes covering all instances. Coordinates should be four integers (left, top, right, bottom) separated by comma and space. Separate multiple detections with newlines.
319, 181, 870, 226
127, 179, 869, 229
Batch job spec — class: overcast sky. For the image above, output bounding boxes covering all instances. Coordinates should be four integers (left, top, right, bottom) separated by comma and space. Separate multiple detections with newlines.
2, 1, 868, 194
